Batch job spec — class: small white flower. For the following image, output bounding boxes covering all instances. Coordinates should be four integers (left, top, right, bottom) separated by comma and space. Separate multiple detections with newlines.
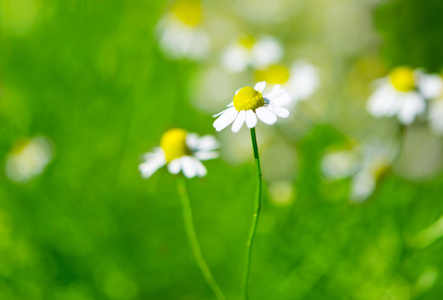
321, 141, 397, 202
156, 0, 210, 60
221, 36, 283, 73
5, 136, 53, 183
139, 128, 219, 179
255, 59, 320, 104
213, 81, 292, 132
367, 67, 441, 125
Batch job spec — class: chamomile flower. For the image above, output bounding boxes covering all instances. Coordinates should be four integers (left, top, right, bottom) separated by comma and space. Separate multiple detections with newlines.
255, 59, 320, 104
156, 0, 210, 60
321, 141, 397, 202
213, 81, 292, 132
221, 35, 283, 73
367, 67, 441, 125
5, 136, 53, 183
139, 128, 219, 179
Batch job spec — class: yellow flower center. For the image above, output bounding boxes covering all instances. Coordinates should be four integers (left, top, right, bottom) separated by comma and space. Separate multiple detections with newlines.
233, 87, 265, 111
239, 35, 255, 49
171, 0, 202, 26
255, 64, 290, 85
389, 67, 415, 92
160, 128, 191, 162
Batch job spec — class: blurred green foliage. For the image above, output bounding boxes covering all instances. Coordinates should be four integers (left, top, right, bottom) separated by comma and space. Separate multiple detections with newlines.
375, 0, 443, 72
1, 0, 443, 300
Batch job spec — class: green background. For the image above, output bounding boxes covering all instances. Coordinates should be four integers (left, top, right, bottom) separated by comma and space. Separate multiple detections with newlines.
1, 0, 443, 299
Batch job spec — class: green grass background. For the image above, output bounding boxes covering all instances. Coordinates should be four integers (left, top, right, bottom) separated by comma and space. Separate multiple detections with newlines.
1, 0, 443, 299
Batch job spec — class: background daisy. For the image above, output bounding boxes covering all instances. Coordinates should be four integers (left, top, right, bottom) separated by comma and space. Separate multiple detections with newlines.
367, 67, 441, 125
221, 36, 283, 73
139, 128, 219, 178
255, 59, 320, 105
156, 0, 210, 60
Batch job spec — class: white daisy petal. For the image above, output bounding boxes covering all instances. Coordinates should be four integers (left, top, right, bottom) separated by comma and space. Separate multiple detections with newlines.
213, 107, 230, 118
268, 106, 290, 118
245, 110, 258, 128
139, 161, 162, 178
367, 84, 400, 117
288, 60, 320, 101
197, 135, 220, 151
251, 37, 283, 69
222, 45, 249, 73
213, 107, 238, 131
194, 151, 219, 161
397, 92, 425, 125
186, 133, 200, 150
256, 107, 277, 125
232, 110, 246, 132
139, 149, 166, 178
254, 81, 267, 92
418, 74, 443, 99
266, 88, 287, 100
182, 156, 197, 178
194, 159, 207, 177
167, 158, 182, 174
272, 84, 282, 92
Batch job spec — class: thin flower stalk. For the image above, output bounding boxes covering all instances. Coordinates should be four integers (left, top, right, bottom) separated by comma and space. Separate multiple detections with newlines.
241, 128, 262, 300
177, 176, 226, 300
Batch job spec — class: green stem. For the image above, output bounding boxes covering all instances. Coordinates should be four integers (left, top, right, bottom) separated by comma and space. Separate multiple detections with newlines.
241, 127, 262, 300
176, 176, 226, 300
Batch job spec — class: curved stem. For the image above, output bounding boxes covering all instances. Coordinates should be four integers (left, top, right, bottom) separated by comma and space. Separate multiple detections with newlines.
176, 176, 226, 300
241, 127, 262, 300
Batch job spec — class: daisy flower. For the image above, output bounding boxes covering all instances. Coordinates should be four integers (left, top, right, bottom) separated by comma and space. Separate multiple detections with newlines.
366, 66, 441, 125
255, 59, 320, 104
213, 81, 292, 132
139, 128, 219, 179
5, 136, 53, 183
321, 141, 397, 202
156, 0, 210, 60
221, 35, 283, 73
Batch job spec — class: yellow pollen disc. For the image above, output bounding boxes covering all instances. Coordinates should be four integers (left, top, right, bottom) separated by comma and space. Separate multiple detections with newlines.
239, 35, 255, 49
389, 67, 415, 92
255, 64, 290, 85
233, 87, 265, 111
160, 128, 190, 162
171, 0, 202, 26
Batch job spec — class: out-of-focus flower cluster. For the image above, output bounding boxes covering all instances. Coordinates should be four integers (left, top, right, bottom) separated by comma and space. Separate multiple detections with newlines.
155, 0, 443, 204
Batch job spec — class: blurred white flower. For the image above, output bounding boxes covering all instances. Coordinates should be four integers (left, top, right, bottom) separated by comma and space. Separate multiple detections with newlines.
5, 136, 53, 183
156, 0, 210, 60
255, 59, 320, 104
321, 141, 397, 203
321, 149, 358, 180
139, 128, 219, 179
213, 81, 291, 132
426, 75, 443, 135
367, 67, 441, 125
221, 36, 283, 73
